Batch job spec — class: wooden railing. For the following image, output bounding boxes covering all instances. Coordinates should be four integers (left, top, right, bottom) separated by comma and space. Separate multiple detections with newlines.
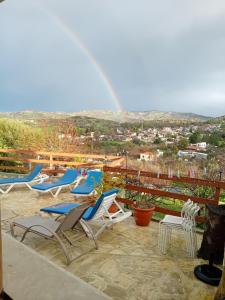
103, 166, 225, 222
0, 149, 124, 173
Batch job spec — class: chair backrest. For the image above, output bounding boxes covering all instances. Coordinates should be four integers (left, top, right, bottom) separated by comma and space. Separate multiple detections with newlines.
189, 204, 200, 221
181, 199, 194, 218
90, 189, 119, 221
86, 171, 103, 186
58, 169, 79, 184
57, 204, 88, 232
25, 164, 43, 181
183, 203, 200, 226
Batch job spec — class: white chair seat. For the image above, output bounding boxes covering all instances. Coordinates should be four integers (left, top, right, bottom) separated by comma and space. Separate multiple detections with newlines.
161, 215, 183, 225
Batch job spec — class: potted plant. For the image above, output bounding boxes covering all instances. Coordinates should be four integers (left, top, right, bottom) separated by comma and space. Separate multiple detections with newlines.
130, 192, 157, 226
101, 173, 126, 213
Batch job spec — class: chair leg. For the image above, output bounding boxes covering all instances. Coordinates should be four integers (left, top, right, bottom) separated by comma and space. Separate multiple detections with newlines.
61, 231, 73, 245
25, 183, 33, 190
50, 186, 62, 198
0, 184, 14, 194
54, 233, 71, 265
79, 220, 98, 249
10, 223, 16, 237
20, 228, 31, 242
159, 223, 171, 254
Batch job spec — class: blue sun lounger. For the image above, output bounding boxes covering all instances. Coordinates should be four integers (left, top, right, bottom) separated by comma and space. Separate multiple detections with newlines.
41, 189, 132, 239
0, 164, 47, 194
32, 169, 80, 198
70, 170, 103, 196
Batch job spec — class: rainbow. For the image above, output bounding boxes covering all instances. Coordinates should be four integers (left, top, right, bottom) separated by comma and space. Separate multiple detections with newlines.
33, 2, 122, 111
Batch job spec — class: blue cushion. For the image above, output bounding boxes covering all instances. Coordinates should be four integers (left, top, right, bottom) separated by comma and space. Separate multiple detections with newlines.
40, 202, 80, 214
25, 164, 43, 181
40, 188, 119, 220
71, 171, 103, 195
0, 164, 43, 184
82, 188, 119, 221
32, 169, 78, 191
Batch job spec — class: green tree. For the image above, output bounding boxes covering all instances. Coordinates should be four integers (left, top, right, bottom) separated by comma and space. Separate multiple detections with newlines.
177, 138, 189, 149
153, 137, 162, 144
0, 118, 43, 149
189, 131, 201, 144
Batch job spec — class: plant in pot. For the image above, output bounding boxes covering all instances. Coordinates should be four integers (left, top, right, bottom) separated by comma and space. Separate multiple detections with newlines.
129, 191, 158, 226
102, 172, 126, 213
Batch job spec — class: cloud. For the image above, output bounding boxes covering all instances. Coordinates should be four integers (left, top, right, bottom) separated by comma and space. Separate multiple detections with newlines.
0, 0, 225, 116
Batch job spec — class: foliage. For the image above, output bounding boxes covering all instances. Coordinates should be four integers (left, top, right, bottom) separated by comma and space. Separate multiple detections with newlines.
101, 172, 126, 194
177, 138, 189, 149
153, 137, 162, 144
126, 190, 157, 209
0, 118, 43, 149
189, 131, 201, 144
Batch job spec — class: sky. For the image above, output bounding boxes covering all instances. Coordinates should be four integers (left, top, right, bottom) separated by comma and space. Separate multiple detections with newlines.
0, 0, 225, 116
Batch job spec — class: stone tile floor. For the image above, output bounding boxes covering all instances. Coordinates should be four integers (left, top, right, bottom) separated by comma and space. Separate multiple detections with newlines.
1, 188, 217, 300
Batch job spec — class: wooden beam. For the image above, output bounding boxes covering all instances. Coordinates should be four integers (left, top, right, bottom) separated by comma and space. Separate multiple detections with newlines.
104, 166, 225, 189
0, 157, 101, 167
125, 184, 217, 205
116, 197, 205, 222
0, 149, 120, 161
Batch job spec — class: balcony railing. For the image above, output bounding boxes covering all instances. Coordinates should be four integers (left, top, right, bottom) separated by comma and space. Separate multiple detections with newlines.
103, 166, 225, 222
0, 148, 124, 174
0, 148, 224, 222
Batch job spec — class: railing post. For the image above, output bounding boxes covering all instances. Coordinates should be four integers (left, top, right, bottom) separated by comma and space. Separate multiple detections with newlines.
49, 154, 53, 169
215, 187, 221, 205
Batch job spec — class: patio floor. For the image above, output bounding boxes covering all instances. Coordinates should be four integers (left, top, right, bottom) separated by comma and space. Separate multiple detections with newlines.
1, 187, 217, 300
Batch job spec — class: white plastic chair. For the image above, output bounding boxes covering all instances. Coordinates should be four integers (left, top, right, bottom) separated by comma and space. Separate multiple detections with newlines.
158, 200, 200, 257
182, 204, 200, 257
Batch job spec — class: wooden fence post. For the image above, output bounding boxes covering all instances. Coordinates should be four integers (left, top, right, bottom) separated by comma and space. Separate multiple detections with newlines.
215, 187, 221, 205
49, 154, 53, 169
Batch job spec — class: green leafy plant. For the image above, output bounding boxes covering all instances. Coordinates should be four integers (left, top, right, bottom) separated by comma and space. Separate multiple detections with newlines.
126, 190, 158, 209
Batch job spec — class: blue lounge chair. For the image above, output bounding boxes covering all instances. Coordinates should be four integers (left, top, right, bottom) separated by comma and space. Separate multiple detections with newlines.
41, 189, 132, 238
32, 169, 80, 198
70, 170, 103, 196
0, 164, 47, 194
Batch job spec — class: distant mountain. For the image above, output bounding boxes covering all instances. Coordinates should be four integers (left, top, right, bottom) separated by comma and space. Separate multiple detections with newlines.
207, 114, 225, 124
72, 110, 210, 122
0, 110, 211, 123
0, 110, 69, 120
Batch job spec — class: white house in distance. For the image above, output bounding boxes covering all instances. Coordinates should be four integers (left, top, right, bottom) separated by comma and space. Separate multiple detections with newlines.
156, 149, 164, 157
196, 142, 207, 150
139, 149, 163, 162
139, 152, 155, 161
188, 142, 207, 151
177, 150, 208, 159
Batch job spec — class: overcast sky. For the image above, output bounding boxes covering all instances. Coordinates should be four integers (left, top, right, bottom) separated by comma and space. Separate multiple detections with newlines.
0, 0, 225, 116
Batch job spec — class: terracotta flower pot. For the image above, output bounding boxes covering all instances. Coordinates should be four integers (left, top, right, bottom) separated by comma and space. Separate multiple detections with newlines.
108, 203, 119, 213
133, 205, 155, 226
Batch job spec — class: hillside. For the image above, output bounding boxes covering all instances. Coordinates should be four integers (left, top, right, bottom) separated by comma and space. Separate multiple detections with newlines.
0, 110, 210, 123
72, 110, 210, 122
208, 115, 225, 124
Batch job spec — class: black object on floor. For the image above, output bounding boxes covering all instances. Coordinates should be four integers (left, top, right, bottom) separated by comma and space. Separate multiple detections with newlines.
197, 204, 225, 265
194, 263, 222, 286
0, 291, 13, 300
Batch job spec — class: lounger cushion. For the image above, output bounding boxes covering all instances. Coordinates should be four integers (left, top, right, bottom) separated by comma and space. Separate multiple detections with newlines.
0, 164, 43, 184
0, 177, 31, 184
40, 203, 80, 214
40, 189, 119, 221
32, 169, 78, 191
71, 171, 103, 195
